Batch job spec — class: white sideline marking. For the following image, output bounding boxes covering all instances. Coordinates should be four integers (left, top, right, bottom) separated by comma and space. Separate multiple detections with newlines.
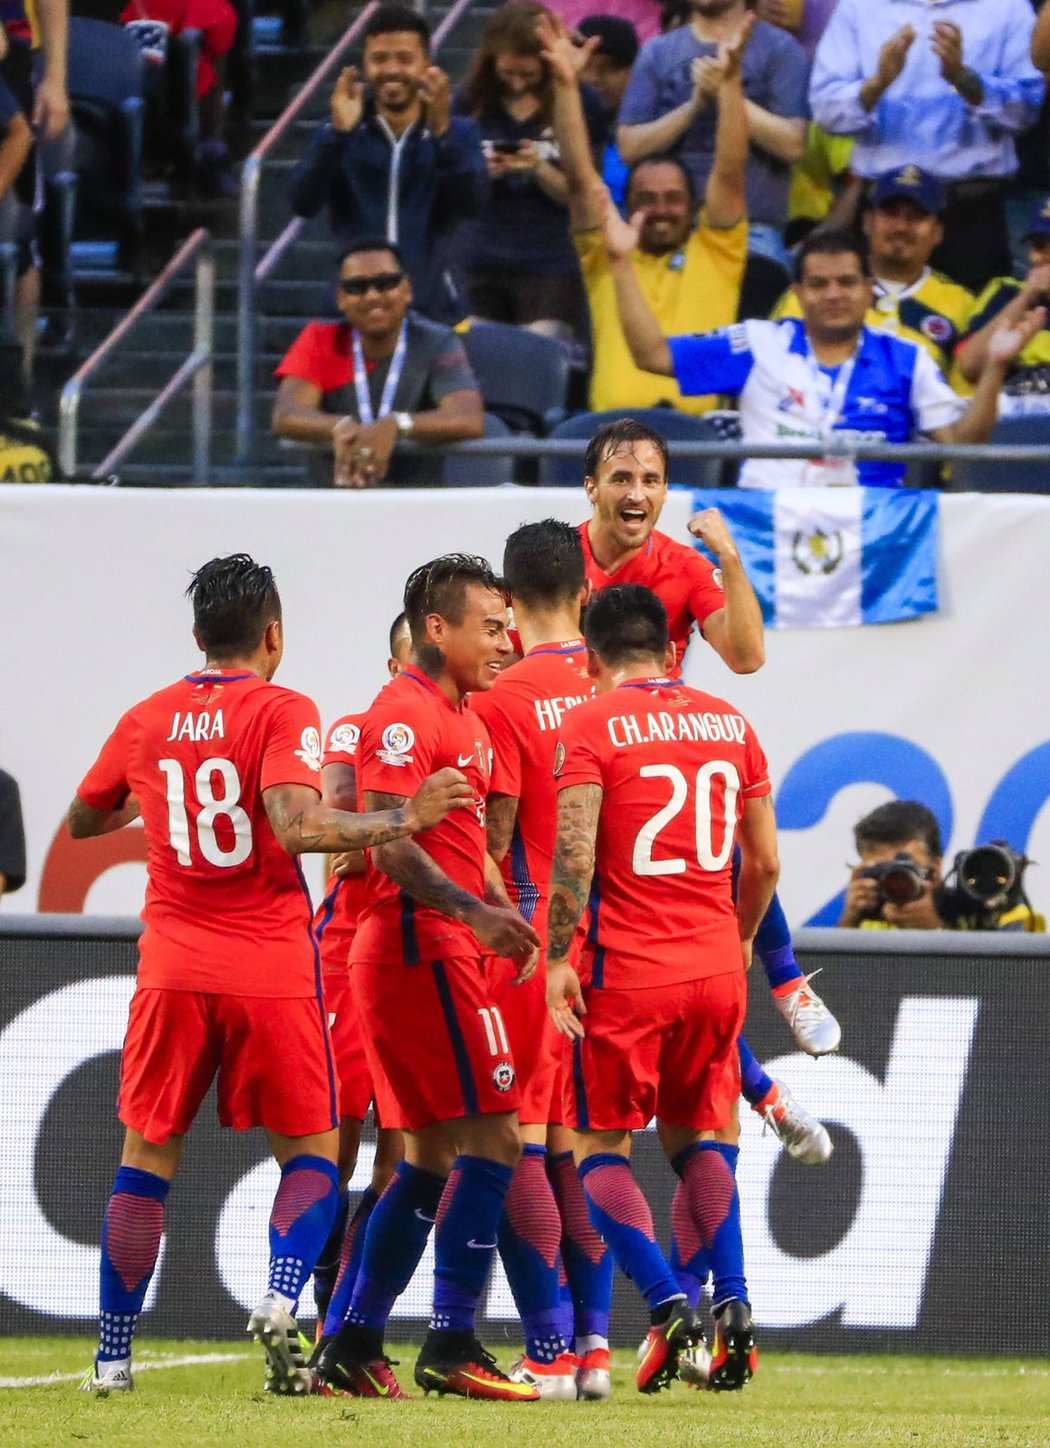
0, 1350, 252, 1389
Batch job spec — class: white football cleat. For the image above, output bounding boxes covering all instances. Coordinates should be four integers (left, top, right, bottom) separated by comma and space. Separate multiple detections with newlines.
508, 1352, 579, 1401
575, 1347, 612, 1400
248, 1290, 314, 1396
79, 1361, 134, 1393
773, 971, 841, 1055
678, 1338, 713, 1389
761, 1081, 834, 1166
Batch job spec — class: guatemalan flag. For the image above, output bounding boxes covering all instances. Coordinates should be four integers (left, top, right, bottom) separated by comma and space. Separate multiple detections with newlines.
689, 487, 939, 628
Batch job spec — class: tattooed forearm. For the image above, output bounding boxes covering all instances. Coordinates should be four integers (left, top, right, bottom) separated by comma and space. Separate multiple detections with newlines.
67, 794, 140, 839
485, 792, 519, 864
546, 783, 602, 959
374, 836, 484, 920
263, 783, 415, 854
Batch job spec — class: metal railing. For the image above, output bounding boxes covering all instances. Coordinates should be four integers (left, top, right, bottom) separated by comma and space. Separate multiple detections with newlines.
235, 0, 478, 461
59, 228, 214, 481
402, 436, 1050, 465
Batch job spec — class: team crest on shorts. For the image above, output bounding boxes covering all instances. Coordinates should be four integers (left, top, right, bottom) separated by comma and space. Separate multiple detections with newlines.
492, 1060, 516, 1092
377, 722, 415, 766
295, 726, 323, 771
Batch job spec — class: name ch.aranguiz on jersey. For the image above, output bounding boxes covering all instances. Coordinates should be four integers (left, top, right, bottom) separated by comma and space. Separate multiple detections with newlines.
607, 707, 749, 749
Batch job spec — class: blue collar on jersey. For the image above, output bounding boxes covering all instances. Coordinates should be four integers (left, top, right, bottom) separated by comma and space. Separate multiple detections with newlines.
528, 639, 585, 657
787, 316, 879, 372
402, 663, 462, 710
618, 676, 676, 691
184, 670, 256, 683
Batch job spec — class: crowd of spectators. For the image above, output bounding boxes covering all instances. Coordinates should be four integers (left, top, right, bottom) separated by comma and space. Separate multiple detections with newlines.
269, 1, 1050, 489
1, 0, 1049, 482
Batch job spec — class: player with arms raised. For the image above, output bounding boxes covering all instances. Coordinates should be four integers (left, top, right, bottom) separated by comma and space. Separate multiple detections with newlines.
546, 584, 780, 1394
318, 554, 542, 1402
68, 555, 469, 1395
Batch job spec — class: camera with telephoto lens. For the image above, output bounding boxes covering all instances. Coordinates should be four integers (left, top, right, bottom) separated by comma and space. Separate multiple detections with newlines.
935, 841, 1032, 930
859, 851, 931, 914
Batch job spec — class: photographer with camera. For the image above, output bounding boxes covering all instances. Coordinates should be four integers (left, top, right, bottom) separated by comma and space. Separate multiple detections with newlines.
840, 800, 1044, 932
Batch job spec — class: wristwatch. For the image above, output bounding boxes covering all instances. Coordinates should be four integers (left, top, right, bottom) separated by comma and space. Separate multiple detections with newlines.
393, 411, 414, 437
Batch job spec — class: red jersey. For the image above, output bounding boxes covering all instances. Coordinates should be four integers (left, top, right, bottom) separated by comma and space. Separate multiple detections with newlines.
470, 638, 593, 936
312, 712, 369, 993
354, 666, 492, 963
579, 522, 724, 672
76, 669, 324, 997
555, 677, 770, 989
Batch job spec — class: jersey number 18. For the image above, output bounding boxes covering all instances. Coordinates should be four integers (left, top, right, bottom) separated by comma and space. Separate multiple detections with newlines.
158, 757, 252, 867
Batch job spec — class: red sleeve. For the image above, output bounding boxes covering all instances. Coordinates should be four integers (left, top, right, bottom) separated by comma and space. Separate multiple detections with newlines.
322, 712, 364, 767
77, 712, 134, 810
274, 322, 352, 393
687, 551, 727, 629
740, 717, 771, 799
259, 692, 324, 791
358, 697, 440, 800
469, 687, 523, 798
554, 704, 605, 792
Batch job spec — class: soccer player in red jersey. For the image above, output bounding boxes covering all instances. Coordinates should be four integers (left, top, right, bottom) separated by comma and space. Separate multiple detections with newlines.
67, 556, 470, 1396
317, 554, 542, 1402
309, 613, 413, 1341
581, 415, 842, 1078
469, 519, 598, 1400
579, 416, 764, 679
546, 583, 780, 1395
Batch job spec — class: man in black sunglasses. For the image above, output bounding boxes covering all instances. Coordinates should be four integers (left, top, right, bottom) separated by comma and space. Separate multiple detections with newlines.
272, 237, 484, 487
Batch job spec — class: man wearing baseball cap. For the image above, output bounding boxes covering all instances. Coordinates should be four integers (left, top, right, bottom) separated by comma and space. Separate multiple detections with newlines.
774, 164, 974, 385
957, 198, 1050, 415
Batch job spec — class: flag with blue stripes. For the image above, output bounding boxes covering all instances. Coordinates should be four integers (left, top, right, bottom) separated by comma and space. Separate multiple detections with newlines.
689, 487, 939, 628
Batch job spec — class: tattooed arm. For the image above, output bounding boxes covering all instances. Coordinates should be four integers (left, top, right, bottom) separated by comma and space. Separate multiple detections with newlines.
734, 792, 780, 968
485, 792, 519, 865
366, 791, 541, 960
67, 794, 141, 838
263, 768, 471, 855
546, 783, 602, 1039
321, 760, 367, 880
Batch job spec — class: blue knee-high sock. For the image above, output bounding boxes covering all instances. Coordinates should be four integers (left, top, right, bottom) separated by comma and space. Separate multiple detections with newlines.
346, 1163, 446, 1332
97, 1166, 170, 1364
578, 1153, 681, 1314
498, 1144, 567, 1364
321, 1185, 378, 1338
431, 1155, 514, 1334
738, 1036, 775, 1110
670, 1177, 710, 1308
548, 1150, 612, 1343
671, 1142, 747, 1309
754, 890, 802, 990
268, 1155, 341, 1312
312, 1188, 350, 1320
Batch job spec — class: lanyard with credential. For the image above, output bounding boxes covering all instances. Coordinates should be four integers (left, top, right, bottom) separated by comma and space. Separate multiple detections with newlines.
351, 321, 408, 424
802, 337, 859, 441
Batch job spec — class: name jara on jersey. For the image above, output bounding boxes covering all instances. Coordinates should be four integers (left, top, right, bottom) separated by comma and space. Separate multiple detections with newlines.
607, 706, 749, 750
166, 710, 227, 743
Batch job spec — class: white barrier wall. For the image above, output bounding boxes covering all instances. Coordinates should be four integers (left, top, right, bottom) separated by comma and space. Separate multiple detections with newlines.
2, 484, 1049, 927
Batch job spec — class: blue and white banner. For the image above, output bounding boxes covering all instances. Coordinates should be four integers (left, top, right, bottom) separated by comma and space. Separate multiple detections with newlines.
689, 486, 939, 628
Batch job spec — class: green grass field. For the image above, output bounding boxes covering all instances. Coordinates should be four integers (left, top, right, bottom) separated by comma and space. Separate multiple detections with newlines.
2, 1339, 1049, 1448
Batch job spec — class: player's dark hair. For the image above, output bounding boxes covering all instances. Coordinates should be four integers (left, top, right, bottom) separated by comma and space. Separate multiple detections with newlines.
403, 554, 506, 664
584, 583, 668, 667
584, 417, 670, 482
854, 800, 943, 860
337, 236, 406, 271
388, 610, 410, 658
503, 519, 585, 609
794, 227, 871, 283
625, 153, 696, 208
363, 3, 430, 48
186, 554, 281, 659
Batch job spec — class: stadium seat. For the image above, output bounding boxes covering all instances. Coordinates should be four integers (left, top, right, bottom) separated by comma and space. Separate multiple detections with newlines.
538, 409, 726, 489
67, 18, 146, 273
462, 322, 570, 435
441, 412, 516, 487
738, 251, 792, 323
952, 416, 1050, 494
125, 20, 202, 183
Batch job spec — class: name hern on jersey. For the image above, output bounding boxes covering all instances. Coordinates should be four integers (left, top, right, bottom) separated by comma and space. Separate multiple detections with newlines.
166, 710, 226, 742
607, 709, 747, 749
534, 695, 591, 731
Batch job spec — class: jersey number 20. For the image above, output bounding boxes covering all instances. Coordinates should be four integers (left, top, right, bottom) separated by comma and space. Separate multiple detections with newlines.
632, 761, 740, 876
158, 758, 252, 867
